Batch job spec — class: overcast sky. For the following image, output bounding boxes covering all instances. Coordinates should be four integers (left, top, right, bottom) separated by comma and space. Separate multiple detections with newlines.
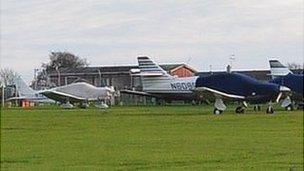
1, 0, 303, 83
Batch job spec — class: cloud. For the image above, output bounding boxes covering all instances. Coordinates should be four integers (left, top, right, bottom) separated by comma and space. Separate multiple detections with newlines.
1, 0, 303, 83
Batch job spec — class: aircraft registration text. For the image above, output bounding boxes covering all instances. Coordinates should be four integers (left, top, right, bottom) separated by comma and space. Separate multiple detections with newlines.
170, 82, 195, 90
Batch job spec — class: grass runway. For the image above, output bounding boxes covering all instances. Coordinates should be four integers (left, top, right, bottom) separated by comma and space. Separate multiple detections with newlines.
1, 106, 303, 170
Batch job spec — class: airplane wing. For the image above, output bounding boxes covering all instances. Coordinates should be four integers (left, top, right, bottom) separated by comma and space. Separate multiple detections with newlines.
120, 89, 156, 97
6, 96, 52, 102
194, 87, 245, 100
40, 90, 87, 103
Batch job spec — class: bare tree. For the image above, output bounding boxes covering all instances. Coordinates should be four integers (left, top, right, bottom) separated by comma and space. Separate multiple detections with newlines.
0, 68, 19, 86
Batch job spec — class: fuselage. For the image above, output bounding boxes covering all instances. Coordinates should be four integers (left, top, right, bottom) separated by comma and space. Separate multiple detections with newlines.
42, 82, 111, 103
141, 76, 199, 100
195, 73, 281, 103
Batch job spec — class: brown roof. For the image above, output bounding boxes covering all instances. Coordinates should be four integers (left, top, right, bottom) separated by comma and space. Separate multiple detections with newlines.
170, 64, 198, 73
159, 64, 183, 71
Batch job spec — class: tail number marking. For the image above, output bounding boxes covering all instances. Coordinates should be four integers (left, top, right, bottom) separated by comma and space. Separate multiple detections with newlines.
171, 82, 195, 90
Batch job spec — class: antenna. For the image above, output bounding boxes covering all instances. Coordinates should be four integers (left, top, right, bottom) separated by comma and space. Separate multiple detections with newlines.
229, 54, 235, 65
209, 65, 213, 74
228, 54, 235, 70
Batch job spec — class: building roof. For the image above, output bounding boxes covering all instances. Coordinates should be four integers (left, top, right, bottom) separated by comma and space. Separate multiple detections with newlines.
47, 64, 190, 76
170, 64, 197, 73
159, 64, 184, 71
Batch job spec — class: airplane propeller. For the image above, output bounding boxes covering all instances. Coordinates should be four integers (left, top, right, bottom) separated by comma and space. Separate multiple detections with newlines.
275, 92, 282, 103
105, 86, 115, 96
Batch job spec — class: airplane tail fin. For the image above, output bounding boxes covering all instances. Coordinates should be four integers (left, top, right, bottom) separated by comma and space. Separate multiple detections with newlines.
14, 76, 36, 97
136, 56, 173, 91
269, 60, 292, 78
137, 56, 171, 77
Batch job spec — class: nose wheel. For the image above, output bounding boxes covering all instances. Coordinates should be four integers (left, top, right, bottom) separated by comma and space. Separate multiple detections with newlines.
266, 106, 274, 114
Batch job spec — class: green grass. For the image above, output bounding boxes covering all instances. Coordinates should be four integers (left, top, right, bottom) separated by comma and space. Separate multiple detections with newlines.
1, 106, 303, 170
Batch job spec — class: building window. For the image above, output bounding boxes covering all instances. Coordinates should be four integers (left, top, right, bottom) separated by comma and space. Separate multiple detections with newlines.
101, 78, 110, 86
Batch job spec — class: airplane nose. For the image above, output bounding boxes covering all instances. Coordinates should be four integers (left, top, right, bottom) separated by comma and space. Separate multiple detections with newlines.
110, 86, 115, 93
105, 87, 115, 96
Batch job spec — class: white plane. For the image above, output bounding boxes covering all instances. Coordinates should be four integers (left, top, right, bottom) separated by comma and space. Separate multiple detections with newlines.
40, 82, 115, 109
6, 76, 53, 103
121, 56, 200, 101
8, 77, 114, 109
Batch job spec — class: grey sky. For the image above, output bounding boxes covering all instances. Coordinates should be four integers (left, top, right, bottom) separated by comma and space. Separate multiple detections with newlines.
1, 0, 303, 83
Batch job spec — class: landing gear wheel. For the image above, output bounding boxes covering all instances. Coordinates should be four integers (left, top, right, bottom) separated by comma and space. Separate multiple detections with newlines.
266, 106, 274, 114
285, 104, 293, 111
235, 106, 245, 114
213, 108, 223, 115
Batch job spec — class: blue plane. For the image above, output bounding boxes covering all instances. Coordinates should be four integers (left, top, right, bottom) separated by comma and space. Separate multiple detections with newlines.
269, 60, 304, 110
194, 72, 290, 114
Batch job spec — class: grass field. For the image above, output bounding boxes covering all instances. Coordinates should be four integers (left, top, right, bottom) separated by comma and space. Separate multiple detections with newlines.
1, 105, 303, 170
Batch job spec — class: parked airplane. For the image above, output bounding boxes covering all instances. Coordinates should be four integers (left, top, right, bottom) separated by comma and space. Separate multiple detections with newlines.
269, 60, 303, 110
194, 73, 291, 114
40, 82, 115, 109
7, 77, 114, 109
6, 76, 53, 103
121, 56, 200, 101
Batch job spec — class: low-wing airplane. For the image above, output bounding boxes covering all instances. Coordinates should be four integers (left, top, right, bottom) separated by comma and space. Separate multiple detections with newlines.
6, 76, 54, 103
40, 82, 115, 109
7, 77, 114, 109
194, 73, 291, 114
121, 56, 200, 101
269, 60, 303, 110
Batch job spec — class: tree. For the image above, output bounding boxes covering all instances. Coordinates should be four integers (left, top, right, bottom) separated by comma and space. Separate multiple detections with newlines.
30, 69, 50, 89
42, 51, 89, 71
32, 51, 89, 89
0, 68, 19, 86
